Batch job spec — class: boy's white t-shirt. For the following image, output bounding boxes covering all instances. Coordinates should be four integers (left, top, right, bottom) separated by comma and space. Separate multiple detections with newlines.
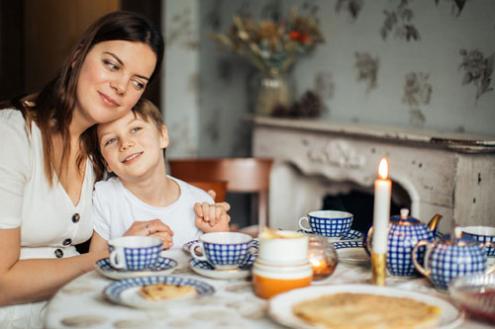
93, 176, 212, 249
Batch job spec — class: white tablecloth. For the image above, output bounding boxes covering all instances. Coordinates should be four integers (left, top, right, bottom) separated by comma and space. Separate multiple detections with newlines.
45, 249, 494, 329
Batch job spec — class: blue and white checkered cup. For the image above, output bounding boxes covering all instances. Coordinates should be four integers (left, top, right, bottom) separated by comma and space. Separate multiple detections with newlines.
190, 232, 258, 270
412, 239, 489, 290
108, 236, 163, 271
298, 210, 353, 238
460, 226, 495, 257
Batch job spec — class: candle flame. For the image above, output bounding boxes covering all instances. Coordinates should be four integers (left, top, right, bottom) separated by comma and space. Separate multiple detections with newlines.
378, 158, 389, 179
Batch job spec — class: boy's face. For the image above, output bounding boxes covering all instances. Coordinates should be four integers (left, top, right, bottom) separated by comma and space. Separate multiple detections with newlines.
97, 111, 168, 182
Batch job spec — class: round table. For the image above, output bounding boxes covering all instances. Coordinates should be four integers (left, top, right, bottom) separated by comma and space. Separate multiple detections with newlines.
45, 249, 494, 329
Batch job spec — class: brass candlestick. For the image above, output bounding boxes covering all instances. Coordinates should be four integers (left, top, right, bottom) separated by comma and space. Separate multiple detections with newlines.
371, 252, 386, 286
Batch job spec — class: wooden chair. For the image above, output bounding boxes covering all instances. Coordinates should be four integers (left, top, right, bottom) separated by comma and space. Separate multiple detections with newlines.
168, 158, 273, 228
187, 180, 227, 202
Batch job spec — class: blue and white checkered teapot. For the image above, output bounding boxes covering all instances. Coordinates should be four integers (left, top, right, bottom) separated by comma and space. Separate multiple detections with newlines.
412, 237, 490, 289
366, 208, 443, 276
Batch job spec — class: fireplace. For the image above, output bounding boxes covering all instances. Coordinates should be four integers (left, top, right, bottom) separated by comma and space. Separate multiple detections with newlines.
252, 117, 495, 234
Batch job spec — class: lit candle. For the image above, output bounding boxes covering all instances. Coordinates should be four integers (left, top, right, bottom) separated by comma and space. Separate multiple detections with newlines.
371, 158, 391, 285
372, 158, 391, 253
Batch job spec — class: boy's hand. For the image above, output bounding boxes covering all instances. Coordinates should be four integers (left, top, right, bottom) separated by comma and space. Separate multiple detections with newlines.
123, 219, 174, 249
194, 202, 231, 233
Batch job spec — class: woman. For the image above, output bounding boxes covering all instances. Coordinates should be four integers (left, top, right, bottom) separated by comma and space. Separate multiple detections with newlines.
0, 11, 164, 328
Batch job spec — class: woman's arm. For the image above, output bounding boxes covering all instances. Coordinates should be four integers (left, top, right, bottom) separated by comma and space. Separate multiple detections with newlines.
89, 231, 108, 252
0, 228, 107, 306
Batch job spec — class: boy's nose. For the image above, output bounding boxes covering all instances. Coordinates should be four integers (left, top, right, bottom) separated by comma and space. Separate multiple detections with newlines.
119, 139, 134, 151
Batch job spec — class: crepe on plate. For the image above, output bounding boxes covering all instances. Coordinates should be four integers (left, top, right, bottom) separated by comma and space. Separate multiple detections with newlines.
292, 292, 441, 329
139, 283, 196, 301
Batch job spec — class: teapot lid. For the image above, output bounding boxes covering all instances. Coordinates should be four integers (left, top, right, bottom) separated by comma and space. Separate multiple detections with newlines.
390, 209, 421, 226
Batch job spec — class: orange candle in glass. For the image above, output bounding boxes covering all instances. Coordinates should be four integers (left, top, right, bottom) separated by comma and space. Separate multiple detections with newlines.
307, 236, 338, 281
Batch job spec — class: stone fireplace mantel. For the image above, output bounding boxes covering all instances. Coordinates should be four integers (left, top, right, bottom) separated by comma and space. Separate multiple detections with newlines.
252, 117, 495, 234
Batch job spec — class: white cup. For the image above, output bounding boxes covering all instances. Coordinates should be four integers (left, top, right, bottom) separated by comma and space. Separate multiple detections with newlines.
257, 230, 308, 265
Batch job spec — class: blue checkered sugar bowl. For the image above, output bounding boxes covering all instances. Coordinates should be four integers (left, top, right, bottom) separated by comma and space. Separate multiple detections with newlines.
366, 209, 443, 276
413, 239, 488, 290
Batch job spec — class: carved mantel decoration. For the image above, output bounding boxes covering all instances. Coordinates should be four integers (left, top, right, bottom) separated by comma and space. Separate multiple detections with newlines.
253, 117, 495, 233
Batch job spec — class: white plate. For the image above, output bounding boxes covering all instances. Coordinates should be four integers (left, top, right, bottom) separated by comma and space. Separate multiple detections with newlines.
190, 259, 251, 280
95, 256, 177, 280
104, 276, 215, 309
269, 284, 463, 329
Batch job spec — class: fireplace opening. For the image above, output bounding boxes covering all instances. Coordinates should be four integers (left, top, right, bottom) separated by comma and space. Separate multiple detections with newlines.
321, 181, 411, 234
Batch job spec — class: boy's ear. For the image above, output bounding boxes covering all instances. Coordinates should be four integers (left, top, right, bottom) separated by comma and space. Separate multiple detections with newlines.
159, 124, 169, 149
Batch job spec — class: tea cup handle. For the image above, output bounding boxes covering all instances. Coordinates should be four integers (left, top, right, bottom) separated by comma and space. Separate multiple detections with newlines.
483, 242, 495, 274
189, 241, 207, 262
109, 248, 126, 270
247, 239, 259, 255
412, 240, 432, 278
298, 216, 312, 233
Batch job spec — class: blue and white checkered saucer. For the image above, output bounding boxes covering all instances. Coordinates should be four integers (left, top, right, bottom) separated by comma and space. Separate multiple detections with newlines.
298, 229, 364, 243
104, 275, 215, 309
190, 259, 251, 280
95, 256, 177, 280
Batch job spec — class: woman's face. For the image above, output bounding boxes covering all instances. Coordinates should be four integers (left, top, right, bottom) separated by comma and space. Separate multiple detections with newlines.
75, 40, 157, 127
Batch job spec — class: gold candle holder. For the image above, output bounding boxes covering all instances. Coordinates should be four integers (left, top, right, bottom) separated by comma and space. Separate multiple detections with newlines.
371, 252, 386, 286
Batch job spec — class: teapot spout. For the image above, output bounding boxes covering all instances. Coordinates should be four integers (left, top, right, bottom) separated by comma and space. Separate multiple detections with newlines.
427, 214, 443, 233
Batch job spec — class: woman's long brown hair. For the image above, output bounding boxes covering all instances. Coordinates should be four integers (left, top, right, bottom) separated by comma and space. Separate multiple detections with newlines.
2, 11, 163, 185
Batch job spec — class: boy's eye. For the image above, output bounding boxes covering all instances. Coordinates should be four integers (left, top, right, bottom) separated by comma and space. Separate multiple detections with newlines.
103, 137, 117, 147
132, 80, 146, 91
103, 59, 119, 71
130, 127, 142, 134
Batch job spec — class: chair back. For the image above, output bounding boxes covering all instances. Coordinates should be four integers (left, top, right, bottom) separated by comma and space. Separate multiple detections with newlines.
187, 180, 227, 202
169, 158, 273, 227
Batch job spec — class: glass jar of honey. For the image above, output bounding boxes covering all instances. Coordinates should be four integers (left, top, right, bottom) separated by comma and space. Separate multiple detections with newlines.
307, 236, 338, 280
252, 260, 312, 299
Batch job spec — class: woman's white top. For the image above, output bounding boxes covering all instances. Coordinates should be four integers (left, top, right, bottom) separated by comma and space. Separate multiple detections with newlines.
93, 176, 211, 249
0, 109, 95, 328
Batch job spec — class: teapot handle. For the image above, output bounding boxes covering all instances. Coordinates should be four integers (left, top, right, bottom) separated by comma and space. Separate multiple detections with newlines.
412, 240, 432, 278
364, 227, 373, 255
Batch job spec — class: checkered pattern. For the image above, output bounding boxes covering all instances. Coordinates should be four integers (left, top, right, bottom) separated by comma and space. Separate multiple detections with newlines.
462, 232, 495, 256
387, 220, 434, 276
333, 240, 363, 250
429, 243, 487, 289
104, 275, 215, 303
203, 240, 257, 267
340, 229, 363, 240
191, 258, 253, 271
97, 257, 177, 273
109, 244, 162, 271
308, 215, 353, 237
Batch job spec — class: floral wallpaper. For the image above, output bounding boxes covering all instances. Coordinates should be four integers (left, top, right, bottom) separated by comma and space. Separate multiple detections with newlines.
195, 0, 495, 157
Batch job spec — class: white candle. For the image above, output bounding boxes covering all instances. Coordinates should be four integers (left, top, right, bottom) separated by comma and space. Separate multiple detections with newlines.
372, 158, 391, 254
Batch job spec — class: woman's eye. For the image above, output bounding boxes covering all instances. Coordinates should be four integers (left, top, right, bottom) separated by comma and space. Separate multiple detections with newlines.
132, 80, 146, 90
103, 137, 117, 147
103, 59, 119, 71
130, 127, 142, 134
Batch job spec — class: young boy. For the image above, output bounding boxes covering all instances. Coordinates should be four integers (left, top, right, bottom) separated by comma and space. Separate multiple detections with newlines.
89, 100, 230, 251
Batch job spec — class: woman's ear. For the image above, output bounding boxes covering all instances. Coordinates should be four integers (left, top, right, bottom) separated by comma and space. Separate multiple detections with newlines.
159, 124, 169, 149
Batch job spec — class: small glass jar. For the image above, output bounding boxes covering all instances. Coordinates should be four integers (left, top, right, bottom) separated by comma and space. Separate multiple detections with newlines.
252, 260, 312, 299
307, 236, 338, 280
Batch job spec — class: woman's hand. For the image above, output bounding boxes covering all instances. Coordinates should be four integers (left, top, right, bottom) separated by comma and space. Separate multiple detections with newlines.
123, 219, 174, 249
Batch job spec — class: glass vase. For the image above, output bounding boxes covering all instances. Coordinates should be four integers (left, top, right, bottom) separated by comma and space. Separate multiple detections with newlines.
255, 74, 291, 116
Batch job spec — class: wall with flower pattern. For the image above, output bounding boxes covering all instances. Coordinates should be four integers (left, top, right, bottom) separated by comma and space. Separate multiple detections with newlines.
193, 0, 495, 157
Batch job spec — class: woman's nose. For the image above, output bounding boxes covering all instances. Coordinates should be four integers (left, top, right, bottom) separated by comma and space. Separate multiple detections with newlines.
110, 77, 127, 95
